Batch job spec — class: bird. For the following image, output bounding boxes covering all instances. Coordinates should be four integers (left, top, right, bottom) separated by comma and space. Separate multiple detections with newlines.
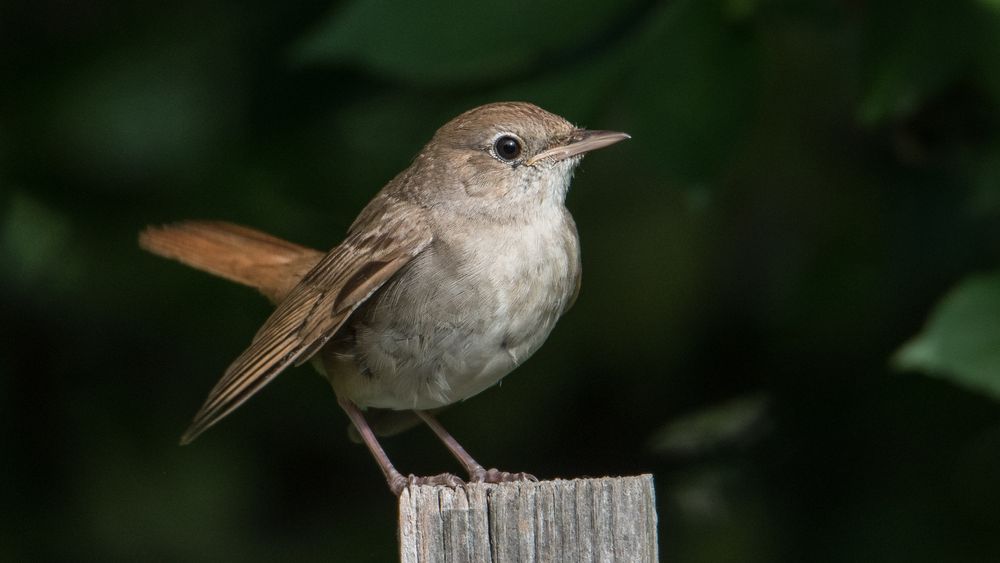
140, 101, 629, 494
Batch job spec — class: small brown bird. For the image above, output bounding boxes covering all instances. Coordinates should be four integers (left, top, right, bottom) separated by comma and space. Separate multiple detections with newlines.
140, 102, 628, 494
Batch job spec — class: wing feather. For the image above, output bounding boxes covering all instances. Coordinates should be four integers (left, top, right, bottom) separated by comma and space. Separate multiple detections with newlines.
180, 208, 432, 444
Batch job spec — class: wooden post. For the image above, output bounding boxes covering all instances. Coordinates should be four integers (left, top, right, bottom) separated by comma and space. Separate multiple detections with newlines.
399, 475, 658, 562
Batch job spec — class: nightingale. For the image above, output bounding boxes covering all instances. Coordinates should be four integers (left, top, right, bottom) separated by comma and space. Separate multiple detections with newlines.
140, 102, 629, 495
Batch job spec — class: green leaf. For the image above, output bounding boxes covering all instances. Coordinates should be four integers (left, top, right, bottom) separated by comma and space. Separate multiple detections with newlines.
979, 0, 1000, 14
292, 0, 642, 85
894, 272, 1000, 400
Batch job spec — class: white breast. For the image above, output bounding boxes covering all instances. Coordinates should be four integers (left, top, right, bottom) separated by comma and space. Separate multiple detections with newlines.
326, 202, 580, 411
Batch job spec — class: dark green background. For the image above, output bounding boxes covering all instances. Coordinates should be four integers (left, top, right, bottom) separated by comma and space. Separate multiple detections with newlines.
4, 0, 1000, 560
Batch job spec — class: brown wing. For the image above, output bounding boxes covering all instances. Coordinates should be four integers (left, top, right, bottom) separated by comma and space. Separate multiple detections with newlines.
180, 209, 432, 444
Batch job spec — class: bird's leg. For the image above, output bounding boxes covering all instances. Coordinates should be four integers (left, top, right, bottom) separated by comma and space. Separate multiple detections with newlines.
337, 397, 464, 495
415, 410, 537, 484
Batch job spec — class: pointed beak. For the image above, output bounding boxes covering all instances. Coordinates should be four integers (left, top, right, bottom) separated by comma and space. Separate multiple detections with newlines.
526, 129, 630, 166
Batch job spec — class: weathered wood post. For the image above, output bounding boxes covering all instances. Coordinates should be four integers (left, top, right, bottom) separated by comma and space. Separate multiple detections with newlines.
399, 475, 658, 562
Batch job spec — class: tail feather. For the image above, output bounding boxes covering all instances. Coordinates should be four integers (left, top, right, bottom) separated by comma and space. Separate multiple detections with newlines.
139, 221, 324, 303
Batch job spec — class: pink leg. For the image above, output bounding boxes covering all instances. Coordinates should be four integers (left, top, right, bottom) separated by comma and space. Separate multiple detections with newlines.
338, 397, 463, 495
415, 410, 537, 484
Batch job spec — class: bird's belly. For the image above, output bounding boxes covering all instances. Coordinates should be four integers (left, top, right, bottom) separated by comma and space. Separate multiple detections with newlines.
346, 320, 535, 411
323, 220, 579, 410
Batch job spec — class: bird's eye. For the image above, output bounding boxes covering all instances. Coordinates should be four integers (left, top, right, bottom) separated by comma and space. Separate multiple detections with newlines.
492, 135, 522, 162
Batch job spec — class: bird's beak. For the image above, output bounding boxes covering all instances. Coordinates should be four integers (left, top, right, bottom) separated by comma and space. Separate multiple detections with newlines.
526, 129, 630, 166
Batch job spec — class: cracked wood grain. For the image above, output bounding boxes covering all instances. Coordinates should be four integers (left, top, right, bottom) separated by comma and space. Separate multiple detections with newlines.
399, 475, 657, 563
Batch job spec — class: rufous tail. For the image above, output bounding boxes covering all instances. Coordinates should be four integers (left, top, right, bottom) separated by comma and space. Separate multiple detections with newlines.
139, 221, 324, 303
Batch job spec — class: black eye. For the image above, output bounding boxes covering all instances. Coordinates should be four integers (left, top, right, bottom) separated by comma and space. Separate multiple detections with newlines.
493, 135, 522, 162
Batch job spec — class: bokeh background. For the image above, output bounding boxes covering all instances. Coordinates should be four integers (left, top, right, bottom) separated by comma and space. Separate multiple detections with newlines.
4, 0, 1000, 560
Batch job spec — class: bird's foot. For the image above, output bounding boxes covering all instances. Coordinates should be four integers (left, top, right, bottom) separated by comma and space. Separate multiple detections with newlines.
389, 472, 465, 495
469, 467, 538, 484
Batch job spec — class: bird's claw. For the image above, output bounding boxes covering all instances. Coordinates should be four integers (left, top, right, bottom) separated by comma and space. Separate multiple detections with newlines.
390, 472, 465, 495
470, 467, 538, 484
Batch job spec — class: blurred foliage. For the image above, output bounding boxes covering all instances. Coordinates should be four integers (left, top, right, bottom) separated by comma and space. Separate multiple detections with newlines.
648, 393, 771, 459
3, 0, 1000, 561
294, 0, 646, 85
895, 273, 1000, 400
